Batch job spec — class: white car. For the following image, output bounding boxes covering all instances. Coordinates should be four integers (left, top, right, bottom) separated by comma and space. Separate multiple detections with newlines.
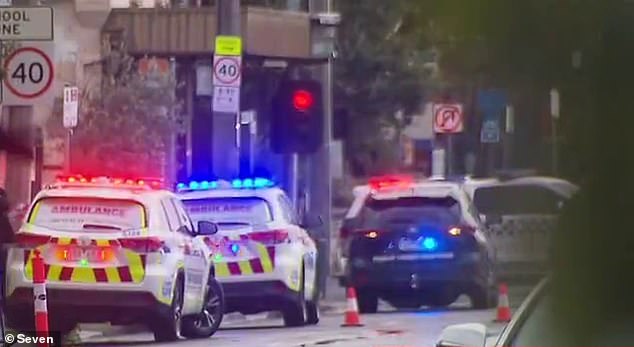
176, 178, 321, 326
437, 277, 609, 347
5, 175, 223, 342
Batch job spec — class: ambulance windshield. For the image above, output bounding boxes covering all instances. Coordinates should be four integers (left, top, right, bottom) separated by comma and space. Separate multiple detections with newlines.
28, 197, 146, 232
183, 197, 273, 226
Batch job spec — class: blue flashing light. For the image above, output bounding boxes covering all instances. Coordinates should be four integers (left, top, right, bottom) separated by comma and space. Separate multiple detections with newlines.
178, 178, 273, 191
253, 177, 273, 188
422, 237, 438, 251
230, 243, 240, 255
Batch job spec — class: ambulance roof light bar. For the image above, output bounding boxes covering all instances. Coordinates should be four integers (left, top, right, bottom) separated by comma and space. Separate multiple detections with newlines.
49, 175, 164, 190
176, 177, 275, 192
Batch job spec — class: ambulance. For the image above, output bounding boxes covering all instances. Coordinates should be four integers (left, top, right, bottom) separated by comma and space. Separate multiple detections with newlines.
4, 175, 224, 341
176, 178, 321, 327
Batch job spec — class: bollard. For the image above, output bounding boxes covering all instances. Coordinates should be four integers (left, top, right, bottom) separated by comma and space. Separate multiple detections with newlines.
32, 250, 50, 347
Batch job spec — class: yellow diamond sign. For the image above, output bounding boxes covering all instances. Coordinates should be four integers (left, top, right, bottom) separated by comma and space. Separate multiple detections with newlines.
215, 36, 242, 56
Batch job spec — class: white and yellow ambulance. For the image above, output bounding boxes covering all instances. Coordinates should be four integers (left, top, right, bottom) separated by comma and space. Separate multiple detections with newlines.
5, 175, 223, 341
176, 178, 321, 327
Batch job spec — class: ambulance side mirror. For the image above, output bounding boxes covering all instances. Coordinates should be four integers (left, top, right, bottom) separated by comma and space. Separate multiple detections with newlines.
197, 221, 219, 235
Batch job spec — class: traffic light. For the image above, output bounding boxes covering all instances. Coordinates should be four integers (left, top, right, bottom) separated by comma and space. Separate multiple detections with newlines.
270, 79, 323, 154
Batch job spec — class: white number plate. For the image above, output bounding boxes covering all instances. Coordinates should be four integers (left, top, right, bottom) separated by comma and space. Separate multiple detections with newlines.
398, 238, 423, 251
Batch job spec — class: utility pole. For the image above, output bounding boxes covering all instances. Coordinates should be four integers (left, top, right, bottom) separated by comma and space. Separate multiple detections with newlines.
212, 0, 241, 179
309, 0, 337, 298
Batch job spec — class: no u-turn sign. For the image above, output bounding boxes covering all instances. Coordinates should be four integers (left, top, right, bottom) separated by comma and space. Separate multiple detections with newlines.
433, 103, 464, 134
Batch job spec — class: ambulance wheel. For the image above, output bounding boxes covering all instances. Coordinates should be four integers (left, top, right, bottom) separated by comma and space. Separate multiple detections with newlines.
152, 276, 184, 342
283, 266, 307, 327
182, 277, 224, 338
305, 283, 320, 325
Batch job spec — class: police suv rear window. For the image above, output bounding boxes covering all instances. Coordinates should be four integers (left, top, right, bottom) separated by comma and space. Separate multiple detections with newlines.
362, 197, 461, 226
28, 197, 146, 231
183, 197, 273, 226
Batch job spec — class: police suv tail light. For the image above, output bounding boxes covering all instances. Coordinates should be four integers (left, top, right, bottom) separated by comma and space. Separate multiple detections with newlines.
448, 225, 476, 236
362, 230, 380, 239
118, 237, 164, 252
15, 233, 51, 248
249, 230, 290, 244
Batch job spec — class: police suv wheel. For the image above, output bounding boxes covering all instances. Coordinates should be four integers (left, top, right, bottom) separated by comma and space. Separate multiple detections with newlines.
182, 277, 225, 338
356, 288, 378, 314
152, 276, 184, 342
471, 268, 498, 309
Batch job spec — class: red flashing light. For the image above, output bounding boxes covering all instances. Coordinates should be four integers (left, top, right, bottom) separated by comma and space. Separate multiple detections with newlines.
368, 175, 414, 190
292, 90, 314, 112
54, 175, 163, 189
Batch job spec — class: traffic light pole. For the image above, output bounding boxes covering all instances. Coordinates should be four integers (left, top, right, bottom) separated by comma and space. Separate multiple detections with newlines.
309, 0, 333, 298
213, 0, 241, 179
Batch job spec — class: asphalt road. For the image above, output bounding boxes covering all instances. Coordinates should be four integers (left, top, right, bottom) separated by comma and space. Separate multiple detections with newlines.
67, 283, 534, 347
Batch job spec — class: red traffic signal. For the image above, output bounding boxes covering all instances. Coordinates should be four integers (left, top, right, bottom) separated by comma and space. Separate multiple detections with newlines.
292, 89, 314, 112
271, 79, 323, 154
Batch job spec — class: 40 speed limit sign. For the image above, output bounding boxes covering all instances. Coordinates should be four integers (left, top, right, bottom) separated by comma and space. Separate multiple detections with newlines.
1, 42, 55, 106
213, 55, 241, 88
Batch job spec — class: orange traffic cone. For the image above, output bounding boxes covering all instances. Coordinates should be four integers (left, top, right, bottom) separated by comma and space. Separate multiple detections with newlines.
495, 283, 512, 322
341, 287, 364, 327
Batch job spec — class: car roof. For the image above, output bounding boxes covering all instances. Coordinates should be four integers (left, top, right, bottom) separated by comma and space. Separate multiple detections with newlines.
177, 187, 285, 201
473, 176, 578, 200
34, 186, 173, 205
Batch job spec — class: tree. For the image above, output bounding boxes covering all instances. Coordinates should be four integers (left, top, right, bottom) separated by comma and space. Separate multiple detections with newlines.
404, 0, 606, 179
46, 41, 183, 180
334, 0, 435, 175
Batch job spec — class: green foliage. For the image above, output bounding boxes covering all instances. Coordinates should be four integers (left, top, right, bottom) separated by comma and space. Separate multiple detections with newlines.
335, 0, 433, 174
47, 48, 183, 178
